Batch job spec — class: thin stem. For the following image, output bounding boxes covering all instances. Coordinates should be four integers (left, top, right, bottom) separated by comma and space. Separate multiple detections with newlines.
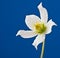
40, 40, 45, 58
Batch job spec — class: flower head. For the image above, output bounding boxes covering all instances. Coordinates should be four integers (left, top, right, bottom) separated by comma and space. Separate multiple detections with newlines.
16, 2, 57, 50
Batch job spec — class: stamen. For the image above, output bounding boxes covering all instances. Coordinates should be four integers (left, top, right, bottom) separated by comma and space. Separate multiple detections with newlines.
34, 22, 46, 34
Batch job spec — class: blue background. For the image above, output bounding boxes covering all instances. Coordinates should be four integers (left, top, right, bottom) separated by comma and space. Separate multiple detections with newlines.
1, 0, 60, 58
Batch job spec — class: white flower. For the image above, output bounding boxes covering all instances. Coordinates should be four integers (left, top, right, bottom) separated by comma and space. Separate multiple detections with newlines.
16, 2, 57, 50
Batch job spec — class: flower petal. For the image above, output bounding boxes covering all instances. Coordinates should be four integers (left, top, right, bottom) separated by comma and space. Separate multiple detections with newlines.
46, 19, 57, 34
32, 34, 45, 50
16, 30, 37, 38
38, 2, 48, 23
25, 15, 41, 30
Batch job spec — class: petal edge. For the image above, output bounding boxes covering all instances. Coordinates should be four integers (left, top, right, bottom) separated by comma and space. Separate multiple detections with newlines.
16, 30, 37, 38
46, 19, 57, 34
32, 34, 45, 50
38, 2, 48, 23
25, 15, 41, 30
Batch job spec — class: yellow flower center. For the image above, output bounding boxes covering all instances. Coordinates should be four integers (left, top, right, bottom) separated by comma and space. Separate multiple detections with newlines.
34, 22, 46, 34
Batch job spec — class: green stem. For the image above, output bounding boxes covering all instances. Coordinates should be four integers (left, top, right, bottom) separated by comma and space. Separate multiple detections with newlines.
40, 40, 45, 58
